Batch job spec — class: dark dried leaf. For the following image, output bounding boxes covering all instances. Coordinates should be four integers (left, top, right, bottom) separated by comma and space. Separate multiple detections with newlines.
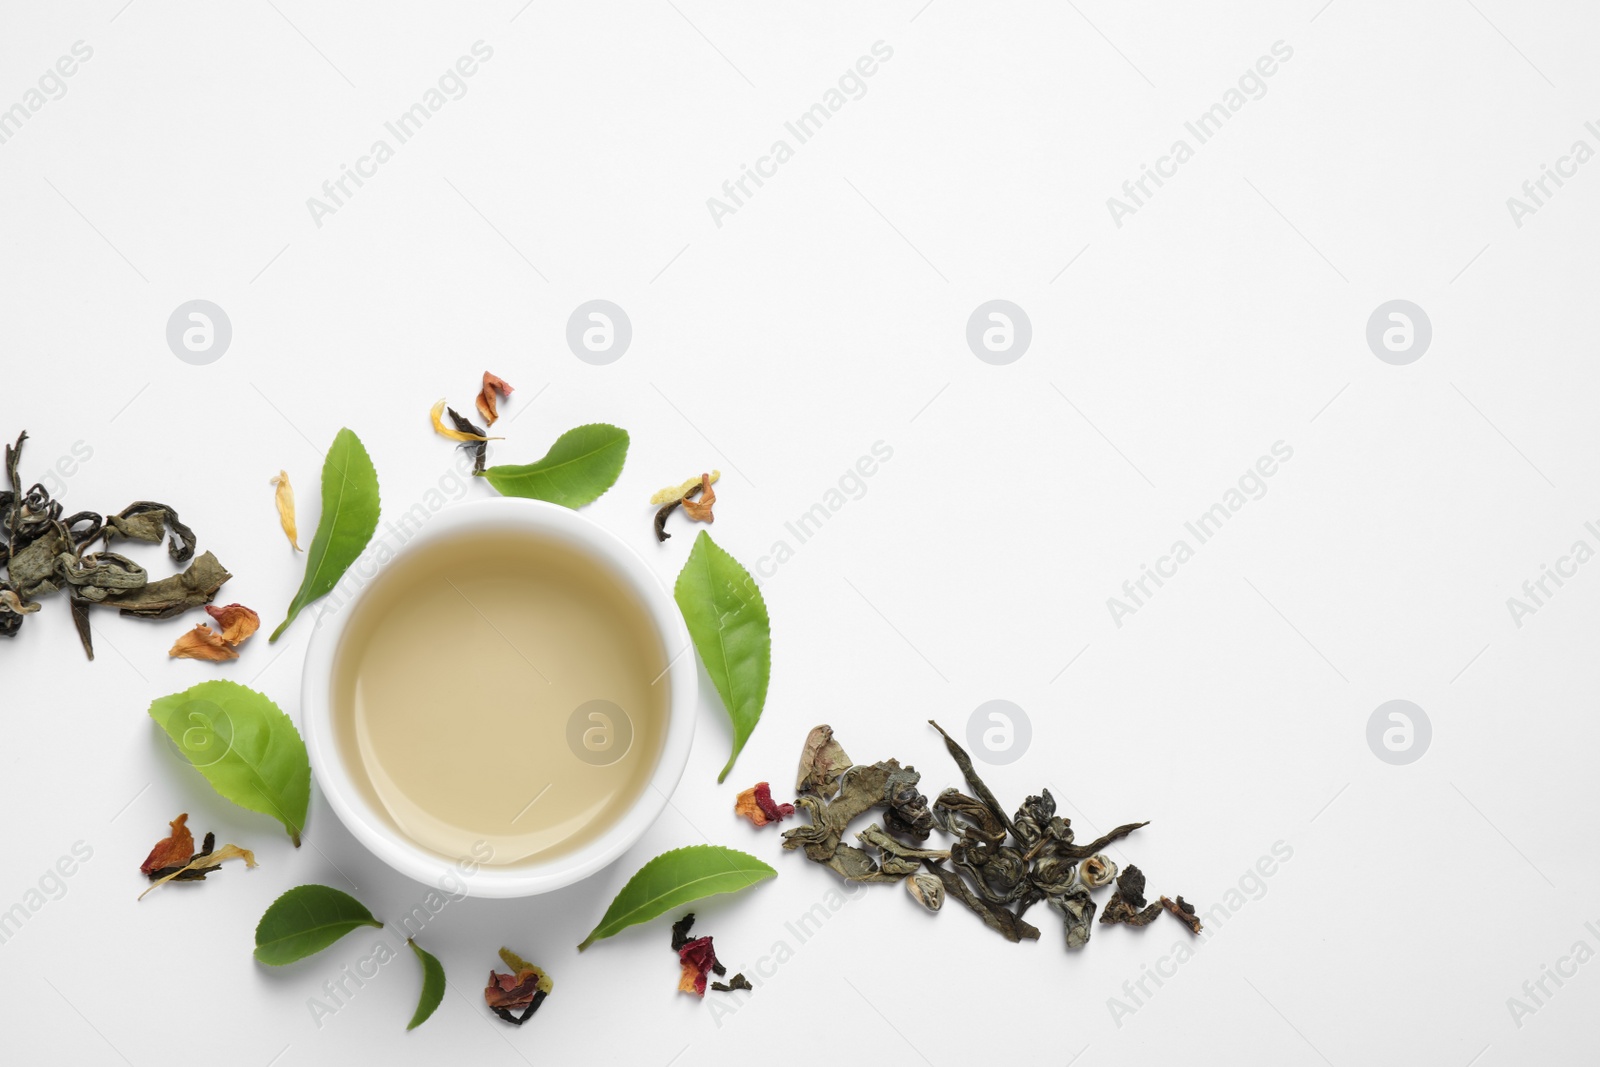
102, 550, 231, 618
106, 502, 195, 562
921, 860, 1039, 943
1161, 895, 1202, 935
447, 408, 489, 474
1100, 864, 1164, 927
928, 720, 1020, 841
711, 973, 753, 993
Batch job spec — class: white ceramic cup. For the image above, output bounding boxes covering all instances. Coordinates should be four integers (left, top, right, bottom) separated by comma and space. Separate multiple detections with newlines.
299, 497, 696, 897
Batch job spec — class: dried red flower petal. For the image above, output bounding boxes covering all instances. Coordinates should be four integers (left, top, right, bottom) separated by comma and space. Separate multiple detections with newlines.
677, 935, 720, 997
141, 814, 195, 875
485, 969, 543, 1009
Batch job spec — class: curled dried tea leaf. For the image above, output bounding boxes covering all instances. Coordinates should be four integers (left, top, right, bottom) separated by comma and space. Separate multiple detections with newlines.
928, 720, 1019, 841
476, 372, 514, 427
1100, 864, 1163, 927
106, 502, 196, 562
1052, 884, 1097, 949
1080, 854, 1118, 889
650, 470, 721, 506
270, 471, 301, 551
141, 814, 195, 875
104, 550, 231, 619
431, 399, 495, 442
169, 624, 238, 661
205, 603, 260, 646
921, 861, 1039, 943
0, 589, 39, 616
680, 474, 715, 523
796, 724, 851, 797
906, 871, 945, 912
711, 973, 753, 993
1161, 895, 1202, 935
446, 408, 490, 474
734, 782, 795, 827
139, 843, 256, 899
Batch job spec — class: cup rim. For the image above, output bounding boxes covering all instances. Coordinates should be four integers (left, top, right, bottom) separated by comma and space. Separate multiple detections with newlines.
299, 496, 696, 898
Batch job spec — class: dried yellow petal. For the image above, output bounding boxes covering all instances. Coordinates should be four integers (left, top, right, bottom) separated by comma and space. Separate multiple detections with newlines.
269, 470, 300, 551
649, 470, 720, 506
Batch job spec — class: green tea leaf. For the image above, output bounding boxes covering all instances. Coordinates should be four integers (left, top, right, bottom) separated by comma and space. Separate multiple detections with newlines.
674, 531, 770, 782
271, 428, 380, 641
578, 844, 774, 951
149, 680, 310, 846
477, 423, 629, 507
254, 884, 382, 965
407, 940, 446, 1030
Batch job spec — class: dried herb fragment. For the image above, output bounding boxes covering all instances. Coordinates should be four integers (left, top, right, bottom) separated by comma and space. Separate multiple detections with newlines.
906, 871, 944, 912
430, 398, 495, 443
205, 603, 259, 645
654, 476, 715, 542
928, 721, 1020, 842
922, 861, 1040, 942
1080, 854, 1118, 889
1161, 895, 1202, 935
1099, 865, 1164, 927
105, 502, 196, 562
485, 947, 553, 1025
1052, 884, 1097, 949
678, 935, 721, 996
734, 782, 795, 827
140, 843, 256, 899
711, 973, 753, 993
104, 551, 231, 619
476, 371, 514, 427
270, 471, 300, 550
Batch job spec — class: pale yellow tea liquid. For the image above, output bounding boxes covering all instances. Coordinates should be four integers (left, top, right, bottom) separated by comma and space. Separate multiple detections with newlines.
332, 530, 667, 865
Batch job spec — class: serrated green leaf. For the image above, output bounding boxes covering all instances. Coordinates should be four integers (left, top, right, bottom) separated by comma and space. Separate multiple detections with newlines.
674, 532, 770, 782
148, 680, 310, 846
578, 844, 774, 950
254, 884, 382, 965
271, 427, 380, 641
407, 940, 446, 1030
477, 423, 628, 507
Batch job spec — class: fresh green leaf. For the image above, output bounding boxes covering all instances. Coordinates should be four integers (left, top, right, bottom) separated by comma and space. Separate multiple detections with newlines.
674, 531, 770, 782
477, 423, 628, 508
407, 939, 446, 1030
149, 680, 310, 846
254, 884, 382, 965
271, 428, 380, 641
578, 844, 775, 951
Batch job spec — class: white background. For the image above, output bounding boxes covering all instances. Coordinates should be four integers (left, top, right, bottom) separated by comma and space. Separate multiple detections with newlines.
2, 1, 1597, 1064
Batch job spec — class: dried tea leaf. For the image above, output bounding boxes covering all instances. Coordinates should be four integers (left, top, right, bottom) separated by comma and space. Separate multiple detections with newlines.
69, 592, 92, 660
407, 940, 446, 1031
476, 371, 514, 427
104, 550, 231, 619
139, 843, 256, 899
711, 973, 753, 993
906, 871, 945, 912
168, 624, 238, 661
674, 532, 770, 782
105, 502, 196, 562
1100, 864, 1163, 927
653, 497, 683, 542
148, 680, 311, 846
1052, 884, 1097, 949
205, 603, 260, 645
670, 913, 697, 951
796, 724, 850, 797
680, 474, 715, 523
430, 398, 494, 442
921, 861, 1039, 943
1043, 821, 1150, 862
140, 814, 195, 875
650, 470, 720, 506
479, 423, 629, 509
254, 884, 382, 965
446, 408, 490, 474
270, 471, 301, 551
0, 589, 39, 615
578, 845, 776, 950
1080, 854, 1118, 889
271, 429, 380, 642
1161, 895, 1202, 935
734, 782, 795, 827
928, 720, 1020, 842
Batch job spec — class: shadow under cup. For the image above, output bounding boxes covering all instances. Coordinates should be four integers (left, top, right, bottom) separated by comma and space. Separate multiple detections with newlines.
315, 509, 679, 891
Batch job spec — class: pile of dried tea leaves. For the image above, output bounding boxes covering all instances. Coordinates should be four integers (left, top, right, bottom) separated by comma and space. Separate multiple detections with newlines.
1, 432, 232, 659
779, 722, 1200, 951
